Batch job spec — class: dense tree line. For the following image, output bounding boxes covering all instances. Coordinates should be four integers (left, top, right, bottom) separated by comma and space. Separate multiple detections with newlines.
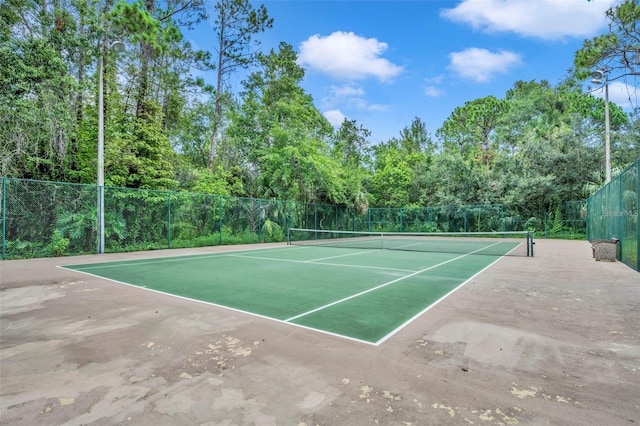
1, 0, 639, 229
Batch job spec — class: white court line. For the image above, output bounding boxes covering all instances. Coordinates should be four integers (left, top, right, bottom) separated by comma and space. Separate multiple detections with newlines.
374, 254, 505, 346
63, 245, 304, 270
305, 249, 379, 262
390, 242, 423, 250
228, 253, 416, 273
284, 241, 502, 322
57, 265, 377, 346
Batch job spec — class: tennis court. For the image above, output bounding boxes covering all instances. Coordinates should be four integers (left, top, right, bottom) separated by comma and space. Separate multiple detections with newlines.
61, 230, 532, 345
4, 238, 639, 426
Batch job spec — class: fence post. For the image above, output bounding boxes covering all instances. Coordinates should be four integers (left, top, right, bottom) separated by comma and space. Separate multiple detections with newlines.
258, 199, 262, 242
314, 204, 318, 229
636, 160, 640, 269
167, 191, 172, 249
463, 206, 468, 232
218, 196, 223, 245
1, 177, 5, 260
618, 172, 624, 241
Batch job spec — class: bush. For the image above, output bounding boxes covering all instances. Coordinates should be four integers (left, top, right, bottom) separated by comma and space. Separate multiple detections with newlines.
48, 230, 70, 256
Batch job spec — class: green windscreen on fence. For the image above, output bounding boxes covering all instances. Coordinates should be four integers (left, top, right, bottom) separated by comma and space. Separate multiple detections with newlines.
587, 158, 640, 271
1, 177, 585, 260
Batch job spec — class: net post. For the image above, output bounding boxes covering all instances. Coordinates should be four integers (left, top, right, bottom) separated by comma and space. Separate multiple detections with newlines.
527, 231, 534, 257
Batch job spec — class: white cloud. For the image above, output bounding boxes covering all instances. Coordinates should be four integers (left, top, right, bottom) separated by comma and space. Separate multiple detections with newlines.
441, 0, 616, 40
298, 31, 404, 81
449, 48, 522, 82
425, 74, 445, 85
330, 84, 365, 98
424, 86, 444, 97
321, 84, 362, 109
591, 81, 639, 110
321, 84, 388, 112
324, 109, 347, 126
350, 99, 387, 111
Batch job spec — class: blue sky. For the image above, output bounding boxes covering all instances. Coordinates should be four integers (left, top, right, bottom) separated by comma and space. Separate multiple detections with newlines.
192, 0, 637, 144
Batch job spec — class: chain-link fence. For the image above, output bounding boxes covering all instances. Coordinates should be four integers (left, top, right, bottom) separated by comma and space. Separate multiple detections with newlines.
1, 177, 587, 260
587, 158, 640, 271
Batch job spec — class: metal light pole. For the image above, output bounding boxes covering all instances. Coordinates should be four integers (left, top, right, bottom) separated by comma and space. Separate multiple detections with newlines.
604, 80, 610, 183
97, 40, 124, 254
591, 69, 611, 183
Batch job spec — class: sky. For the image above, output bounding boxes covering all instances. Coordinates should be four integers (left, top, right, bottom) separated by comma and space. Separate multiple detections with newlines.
191, 0, 638, 144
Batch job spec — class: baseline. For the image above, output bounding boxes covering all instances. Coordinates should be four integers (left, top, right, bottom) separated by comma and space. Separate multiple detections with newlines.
61, 245, 303, 270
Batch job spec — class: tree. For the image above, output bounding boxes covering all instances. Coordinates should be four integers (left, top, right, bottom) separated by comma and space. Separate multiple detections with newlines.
331, 119, 372, 210
0, 0, 76, 180
370, 148, 413, 207
110, 0, 206, 119
424, 151, 485, 206
436, 96, 507, 170
574, 0, 640, 79
107, 100, 177, 189
399, 116, 436, 155
226, 42, 349, 204
207, 0, 273, 169
369, 117, 434, 206
333, 119, 371, 169
616, 109, 640, 165
497, 80, 604, 220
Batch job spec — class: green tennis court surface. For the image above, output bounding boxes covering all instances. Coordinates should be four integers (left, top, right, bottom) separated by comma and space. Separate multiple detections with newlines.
61, 242, 522, 345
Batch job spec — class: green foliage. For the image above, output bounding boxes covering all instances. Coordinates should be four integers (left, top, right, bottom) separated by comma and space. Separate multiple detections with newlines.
524, 217, 542, 233
333, 119, 371, 168
48, 230, 70, 256
220, 226, 260, 245
191, 167, 241, 196
371, 149, 413, 207
110, 1, 170, 52
0, 36, 75, 180
207, 0, 274, 168
108, 101, 178, 190
227, 42, 349, 205
3, 239, 46, 259
574, 0, 640, 79
437, 96, 507, 169
547, 206, 564, 236
261, 218, 283, 242
56, 209, 97, 250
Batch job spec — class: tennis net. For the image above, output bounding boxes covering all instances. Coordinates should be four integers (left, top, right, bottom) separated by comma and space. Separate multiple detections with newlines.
287, 228, 534, 257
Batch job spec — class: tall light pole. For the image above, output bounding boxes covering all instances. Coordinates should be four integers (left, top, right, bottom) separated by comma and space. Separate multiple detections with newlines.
97, 40, 124, 254
591, 69, 611, 183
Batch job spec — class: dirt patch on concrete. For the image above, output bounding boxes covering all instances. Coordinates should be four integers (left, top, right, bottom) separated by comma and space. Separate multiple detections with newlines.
1, 241, 639, 425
